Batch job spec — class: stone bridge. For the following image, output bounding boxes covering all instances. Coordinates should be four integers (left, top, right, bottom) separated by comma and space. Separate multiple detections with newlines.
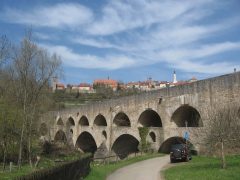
40, 72, 240, 158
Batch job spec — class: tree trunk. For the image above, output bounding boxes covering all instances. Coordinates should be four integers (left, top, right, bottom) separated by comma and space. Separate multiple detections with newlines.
18, 121, 25, 169
35, 156, 41, 168
28, 107, 36, 168
18, 85, 27, 169
221, 140, 226, 169
28, 128, 32, 168
3, 144, 6, 171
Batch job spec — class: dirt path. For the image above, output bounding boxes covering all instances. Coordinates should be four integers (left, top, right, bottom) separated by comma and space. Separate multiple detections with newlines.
106, 155, 170, 180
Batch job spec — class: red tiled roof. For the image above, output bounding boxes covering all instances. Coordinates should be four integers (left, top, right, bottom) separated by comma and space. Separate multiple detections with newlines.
93, 79, 118, 86
56, 83, 65, 88
79, 83, 92, 87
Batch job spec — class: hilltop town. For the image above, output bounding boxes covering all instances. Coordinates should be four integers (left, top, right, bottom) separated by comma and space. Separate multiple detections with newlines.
53, 71, 198, 93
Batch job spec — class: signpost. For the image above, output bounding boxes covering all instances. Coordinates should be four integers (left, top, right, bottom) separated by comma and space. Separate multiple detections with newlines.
184, 131, 189, 149
184, 131, 189, 141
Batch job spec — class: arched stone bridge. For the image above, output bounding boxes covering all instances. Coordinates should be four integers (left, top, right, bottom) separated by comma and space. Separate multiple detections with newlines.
40, 72, 240, 158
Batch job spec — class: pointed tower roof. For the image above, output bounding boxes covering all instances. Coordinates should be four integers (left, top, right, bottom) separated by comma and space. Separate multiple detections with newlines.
173, 70, 177, 83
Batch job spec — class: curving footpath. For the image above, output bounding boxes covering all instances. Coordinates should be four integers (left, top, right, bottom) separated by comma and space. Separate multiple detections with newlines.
106, 155, 170, 180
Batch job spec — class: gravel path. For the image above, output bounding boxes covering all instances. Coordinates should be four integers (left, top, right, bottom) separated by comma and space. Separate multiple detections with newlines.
106, 155, 170, 180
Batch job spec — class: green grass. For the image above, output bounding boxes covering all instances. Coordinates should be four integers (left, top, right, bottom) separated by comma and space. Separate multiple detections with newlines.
0, 152, 84, 180
0, 165, 33, 180
85, 153, 163, 180
164, 155, 240, 180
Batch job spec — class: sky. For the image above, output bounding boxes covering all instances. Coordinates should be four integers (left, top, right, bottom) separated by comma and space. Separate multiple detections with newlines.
0, 0, 240, 84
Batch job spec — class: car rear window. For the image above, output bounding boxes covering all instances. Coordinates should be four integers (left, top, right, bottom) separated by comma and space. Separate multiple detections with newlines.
171, 144, 185, 150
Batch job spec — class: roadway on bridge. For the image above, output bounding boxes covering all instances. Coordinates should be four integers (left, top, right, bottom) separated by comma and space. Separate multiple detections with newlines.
106, 155, 169, 180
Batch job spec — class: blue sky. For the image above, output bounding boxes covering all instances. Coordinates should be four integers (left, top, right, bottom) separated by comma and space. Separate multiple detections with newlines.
0, 0, 240, 84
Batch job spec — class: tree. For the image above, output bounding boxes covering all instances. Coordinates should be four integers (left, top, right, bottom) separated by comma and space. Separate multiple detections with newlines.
0, 101, 22, 170
0, 36, 11, 95
94, 84, 114, 98
8, 31, 62, 168
0, 35, 10, 67
200, 103, 240, 169
0, 31, 62, 169
0, 36, 21, 170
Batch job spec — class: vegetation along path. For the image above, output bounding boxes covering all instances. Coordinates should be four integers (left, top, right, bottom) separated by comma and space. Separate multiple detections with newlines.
106, 155, 169, 180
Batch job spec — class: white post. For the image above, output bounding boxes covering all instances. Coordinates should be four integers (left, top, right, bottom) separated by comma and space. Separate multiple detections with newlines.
9, 162, 13, 172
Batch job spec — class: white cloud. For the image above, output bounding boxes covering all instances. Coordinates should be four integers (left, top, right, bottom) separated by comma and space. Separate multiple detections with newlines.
157, 42, 240, 61
40, 44, 136, 70
1, 3, 93, 28
86, 0, 214, 35
50, 38, 240, 74
134, 41, 240, 74
71, 37, 119, 49
2, 0, 239, 76
34, 32, 57, 40
170, 60, 239, 74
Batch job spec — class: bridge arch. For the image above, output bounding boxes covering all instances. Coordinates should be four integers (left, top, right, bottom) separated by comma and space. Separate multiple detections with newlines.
113, 112, 131, 126
39, 123, 48, 136
112, 134, 139, 159
171, 105, 202, 127
56, 118, 64, 126
159, 136, 194, 154
94, 114, 107, 126
66, 117, 75, 145
67, 117, 75, 127
79, 116, 89, 126
54, 130, 67, 143
148, 132, 156, 142
138, 109, 162, 127
76, 131, 97, 154
102, 130, 107, 140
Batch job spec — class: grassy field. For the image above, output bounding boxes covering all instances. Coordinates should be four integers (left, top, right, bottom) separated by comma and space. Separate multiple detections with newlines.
164, 155, 240, 180
85, 153, 163, 180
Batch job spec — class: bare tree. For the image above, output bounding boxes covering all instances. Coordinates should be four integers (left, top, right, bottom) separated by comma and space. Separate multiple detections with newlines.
0, 36, 11, 95
0, 35, 10, 68
8, 31, 62, 168
197, 102, 240, 169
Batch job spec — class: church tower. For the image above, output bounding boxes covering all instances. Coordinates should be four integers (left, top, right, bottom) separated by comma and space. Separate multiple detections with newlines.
52, 76, 58, 92
173, 70, 177, 83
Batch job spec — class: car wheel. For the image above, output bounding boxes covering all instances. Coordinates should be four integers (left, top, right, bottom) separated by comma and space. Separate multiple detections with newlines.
170, 158, 175, 163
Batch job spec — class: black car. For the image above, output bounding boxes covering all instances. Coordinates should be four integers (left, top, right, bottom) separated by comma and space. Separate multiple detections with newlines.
170, 144, 191, 163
